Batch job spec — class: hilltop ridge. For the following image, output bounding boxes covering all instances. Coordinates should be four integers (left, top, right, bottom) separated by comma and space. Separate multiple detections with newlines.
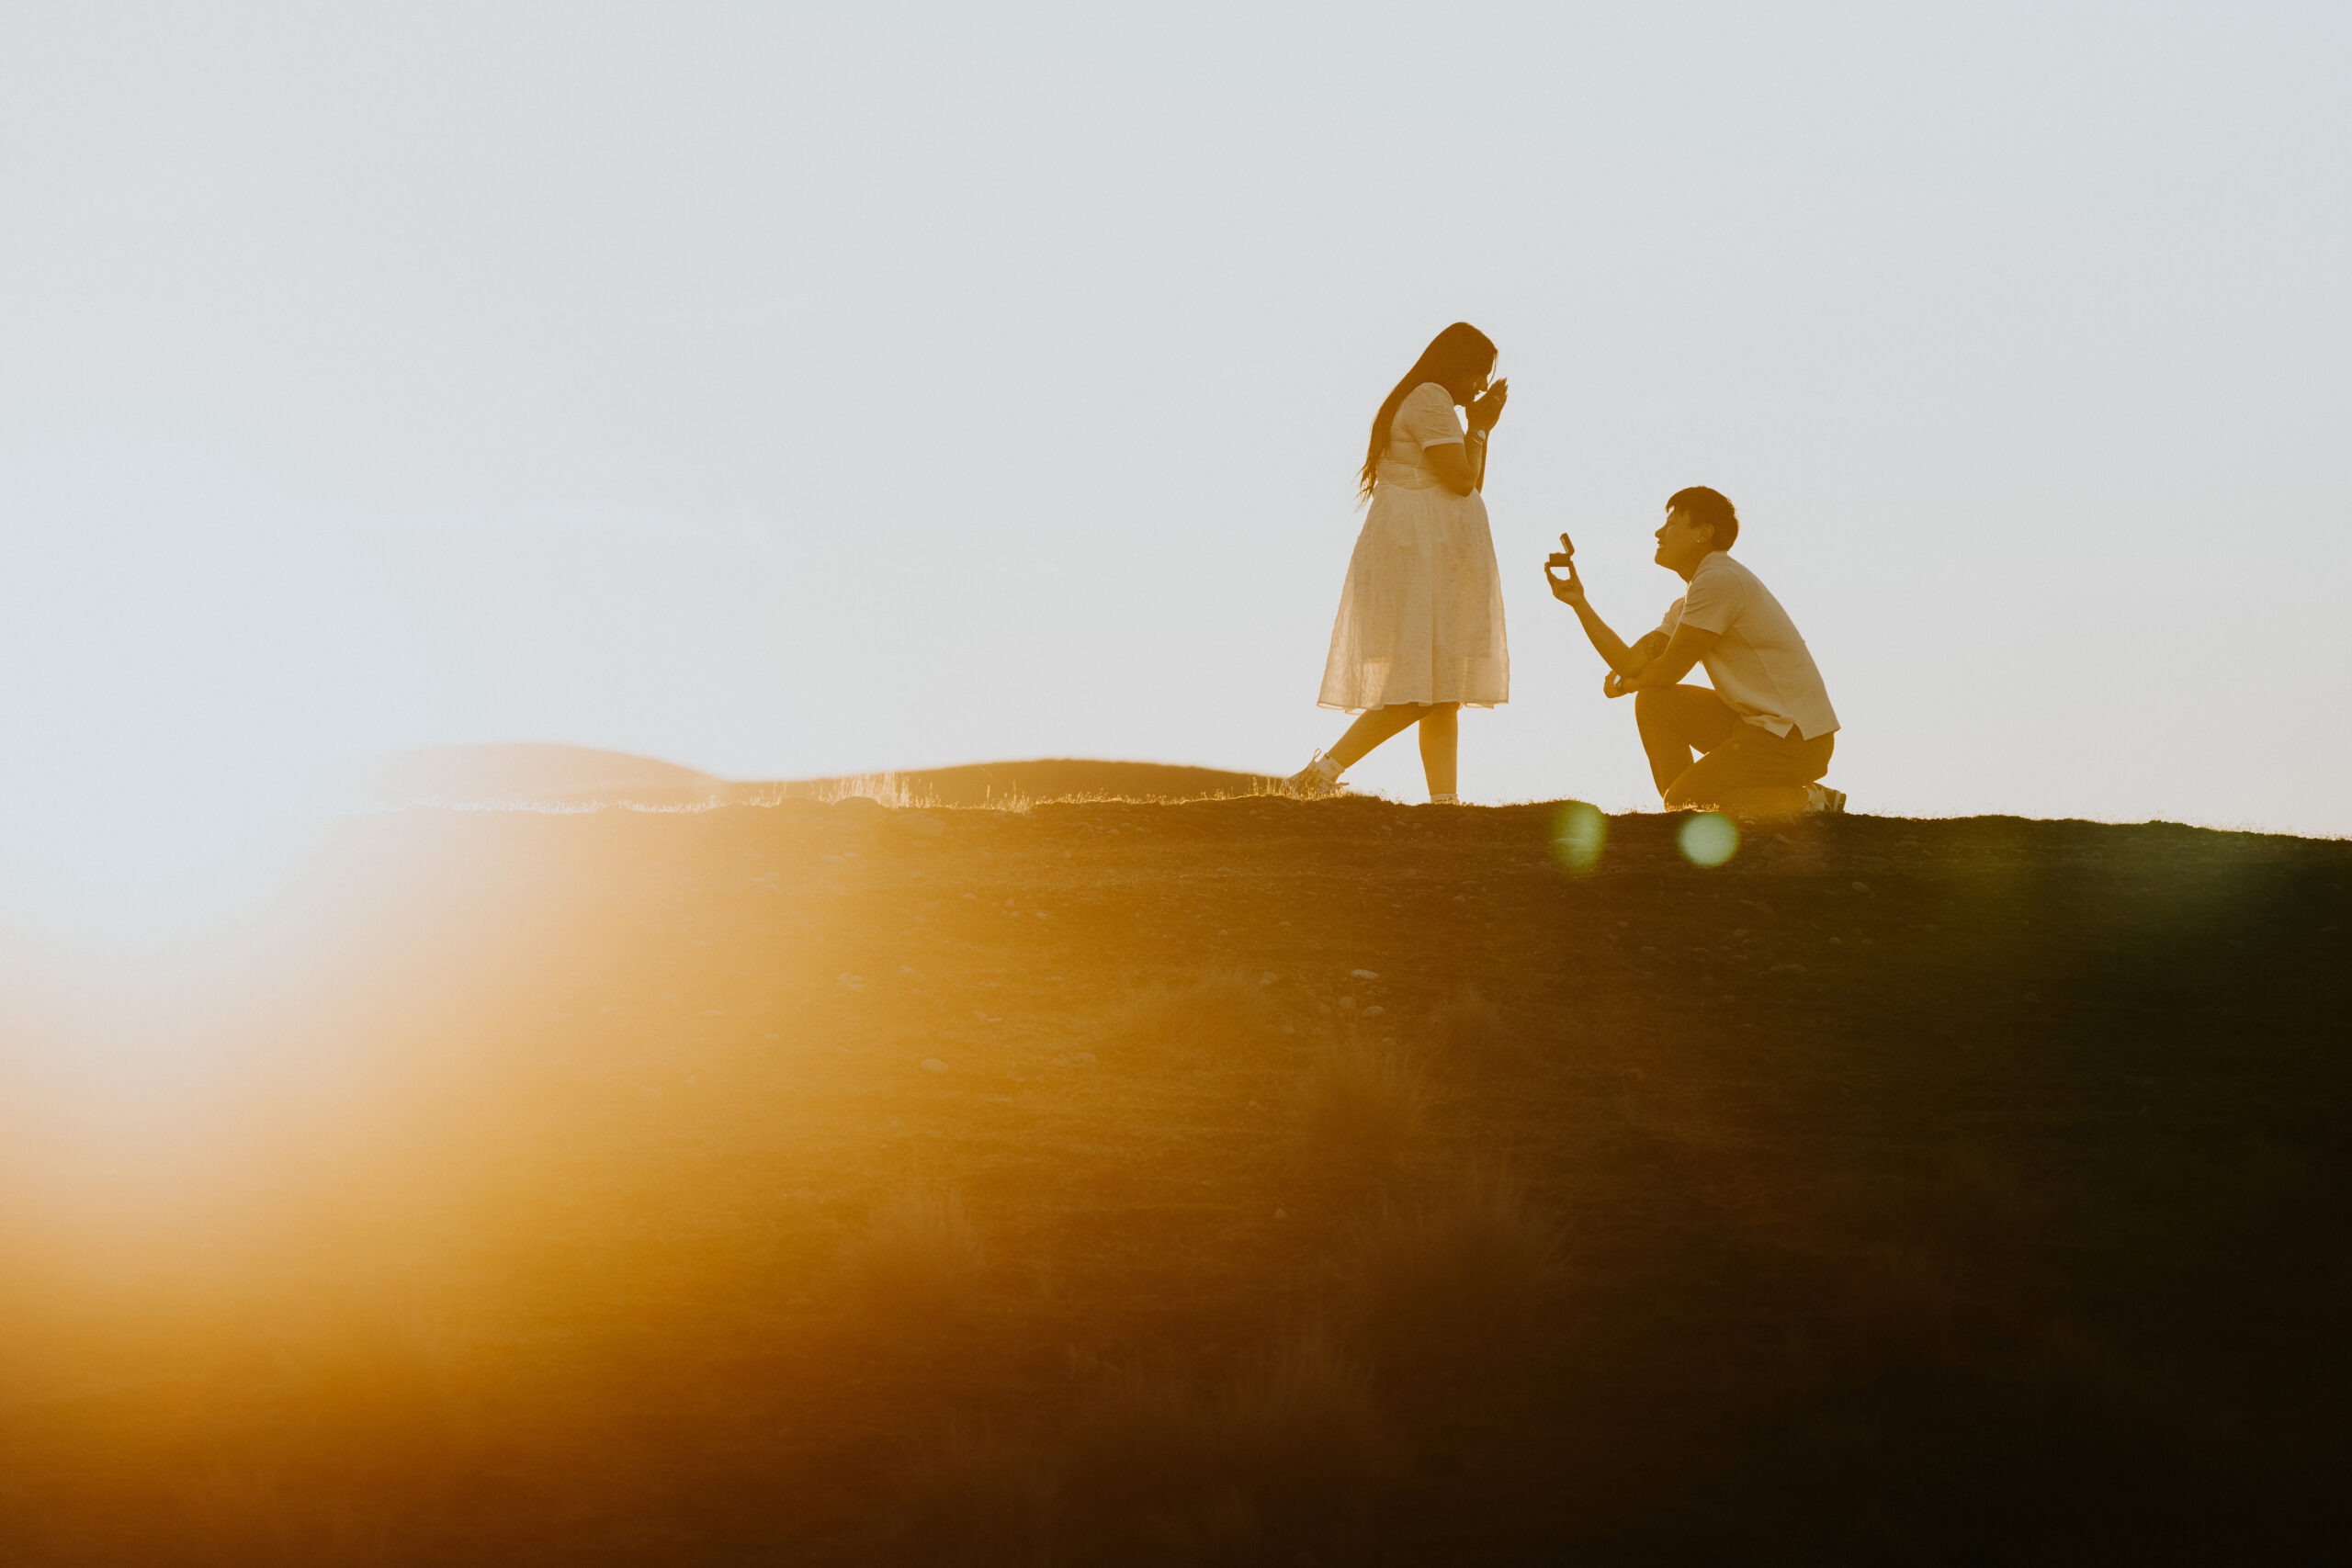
346, 742, 1277, 809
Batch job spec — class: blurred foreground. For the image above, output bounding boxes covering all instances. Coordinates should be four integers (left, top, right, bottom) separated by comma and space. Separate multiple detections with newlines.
2, 798, 2346, 1563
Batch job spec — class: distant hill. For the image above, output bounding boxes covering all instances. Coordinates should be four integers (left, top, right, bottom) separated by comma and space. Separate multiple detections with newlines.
348, 744, 1275, 808
346, 744, 729, 808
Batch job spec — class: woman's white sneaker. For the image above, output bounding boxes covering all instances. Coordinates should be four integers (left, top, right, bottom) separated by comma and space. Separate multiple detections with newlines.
1284, 752, 1346, 797
1803, 784, 1847, 816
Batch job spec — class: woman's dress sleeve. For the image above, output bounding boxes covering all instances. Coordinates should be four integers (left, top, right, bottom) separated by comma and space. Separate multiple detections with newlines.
1396, 381, 1465, 448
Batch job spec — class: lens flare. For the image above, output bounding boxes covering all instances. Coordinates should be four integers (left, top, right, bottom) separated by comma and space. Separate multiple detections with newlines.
1678, 812, 1740, 867
1552, 801, 1607, 874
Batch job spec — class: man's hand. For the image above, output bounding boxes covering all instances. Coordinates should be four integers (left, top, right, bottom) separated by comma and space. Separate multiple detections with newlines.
1544, 558, 1587, 607
1467, 378, 1510, 434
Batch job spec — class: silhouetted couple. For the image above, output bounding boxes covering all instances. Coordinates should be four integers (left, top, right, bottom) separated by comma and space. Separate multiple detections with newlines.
1288, 322, 1840, 816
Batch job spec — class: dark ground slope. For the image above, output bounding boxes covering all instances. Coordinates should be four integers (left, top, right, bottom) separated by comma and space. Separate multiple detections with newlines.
1, 799, 2346, 1564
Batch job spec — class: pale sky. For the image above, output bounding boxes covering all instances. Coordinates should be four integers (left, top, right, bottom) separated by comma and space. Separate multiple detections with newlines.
2, 3, 2346, 928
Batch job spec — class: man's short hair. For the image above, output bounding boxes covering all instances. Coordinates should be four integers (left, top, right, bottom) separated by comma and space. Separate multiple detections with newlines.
1667, 486, 1739, 549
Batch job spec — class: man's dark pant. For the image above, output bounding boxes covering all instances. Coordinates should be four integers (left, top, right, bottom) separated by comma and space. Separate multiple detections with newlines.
1636, 684, 1833, 811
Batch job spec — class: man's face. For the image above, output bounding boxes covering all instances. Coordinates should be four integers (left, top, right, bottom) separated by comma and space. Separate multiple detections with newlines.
1653, 507, 1714, 572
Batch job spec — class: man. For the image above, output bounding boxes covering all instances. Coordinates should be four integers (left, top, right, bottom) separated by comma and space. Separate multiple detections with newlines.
1544, 487, 1844, 815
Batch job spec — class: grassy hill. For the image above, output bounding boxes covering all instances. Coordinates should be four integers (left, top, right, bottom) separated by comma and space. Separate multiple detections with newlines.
347, 744, 1273, 808
2, 797, 2346, 1563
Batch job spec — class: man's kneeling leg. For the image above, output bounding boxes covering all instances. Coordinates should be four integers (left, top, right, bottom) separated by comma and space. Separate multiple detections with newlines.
1634, 684, 1738, 797
1663, 723, 1836, 815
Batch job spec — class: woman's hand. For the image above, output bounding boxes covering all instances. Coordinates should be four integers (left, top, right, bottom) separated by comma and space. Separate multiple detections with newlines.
1467, 378, 1509, 434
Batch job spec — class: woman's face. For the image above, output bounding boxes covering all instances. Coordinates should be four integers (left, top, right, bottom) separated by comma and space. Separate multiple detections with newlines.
1445, 361, 1495, 405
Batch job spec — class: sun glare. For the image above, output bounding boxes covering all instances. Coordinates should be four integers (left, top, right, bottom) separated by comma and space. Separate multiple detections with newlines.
1552, 800, 1608, 874
1677, 812, 1740, 868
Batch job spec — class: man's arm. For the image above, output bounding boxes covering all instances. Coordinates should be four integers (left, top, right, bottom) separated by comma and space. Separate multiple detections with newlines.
1545, 558, 1657, 676
1615, 622, 1722, 693
1599, 630, 1669, 698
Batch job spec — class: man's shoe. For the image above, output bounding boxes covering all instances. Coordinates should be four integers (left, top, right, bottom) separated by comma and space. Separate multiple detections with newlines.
1803, 783, 1847, 816
1284, 752, 1346, 798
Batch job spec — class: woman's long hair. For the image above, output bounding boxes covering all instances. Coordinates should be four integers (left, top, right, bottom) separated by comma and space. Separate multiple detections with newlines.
1357, 321, 1498, 503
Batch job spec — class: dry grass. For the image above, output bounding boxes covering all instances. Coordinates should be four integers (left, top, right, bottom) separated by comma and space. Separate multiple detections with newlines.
1426, 985, 1524, 1073
841, 1186, 986, 1326
886, 1341, 1394, 1563
1301, 1039, 1429, 1173
894, 1423, 1057, 1566
1060, 1337, 1394, 1562
818, 773, 936, 809
1348, 1167, 1561, 1390
1834, 1241, 1965, 1376
166, 1286, 475, 1564
1114, 967, 1271, 1054
177, 1468, 400, 1568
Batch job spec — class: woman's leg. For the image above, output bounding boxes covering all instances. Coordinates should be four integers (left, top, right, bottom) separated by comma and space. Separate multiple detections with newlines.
1291, 703, 1454, 795
1418, 703, 1459, 797
1327, 703, 1430, 769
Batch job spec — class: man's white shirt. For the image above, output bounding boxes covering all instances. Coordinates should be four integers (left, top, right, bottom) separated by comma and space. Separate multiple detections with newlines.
1657, 552, 1839, 740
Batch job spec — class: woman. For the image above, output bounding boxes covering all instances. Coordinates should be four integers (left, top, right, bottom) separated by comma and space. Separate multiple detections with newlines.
1287, 321, 1510, 803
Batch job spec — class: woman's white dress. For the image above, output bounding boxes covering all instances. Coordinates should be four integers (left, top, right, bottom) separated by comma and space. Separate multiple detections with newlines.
1317, 382, 1510, 712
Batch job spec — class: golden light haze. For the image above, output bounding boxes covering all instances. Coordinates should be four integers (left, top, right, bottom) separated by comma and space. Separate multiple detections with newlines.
1, 10, 2346, 1559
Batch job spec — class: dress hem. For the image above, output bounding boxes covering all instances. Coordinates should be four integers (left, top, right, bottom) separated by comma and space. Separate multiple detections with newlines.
1317, 699, 1506, 715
